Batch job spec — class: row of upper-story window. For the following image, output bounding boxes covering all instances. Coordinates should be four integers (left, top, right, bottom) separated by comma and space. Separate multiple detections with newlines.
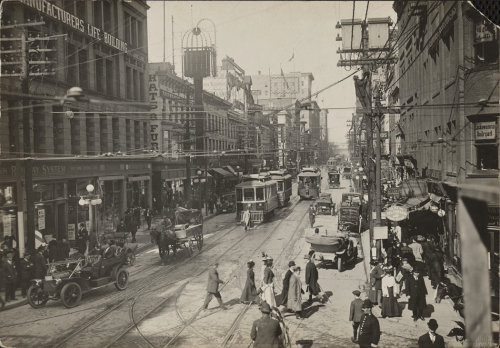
6, 102, 149, 157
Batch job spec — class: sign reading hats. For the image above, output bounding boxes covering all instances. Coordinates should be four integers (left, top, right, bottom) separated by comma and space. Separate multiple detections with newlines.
385, 205, 408, 221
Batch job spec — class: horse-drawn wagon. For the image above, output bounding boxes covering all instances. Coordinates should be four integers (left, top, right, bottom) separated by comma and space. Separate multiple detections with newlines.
150, 207, 203, 265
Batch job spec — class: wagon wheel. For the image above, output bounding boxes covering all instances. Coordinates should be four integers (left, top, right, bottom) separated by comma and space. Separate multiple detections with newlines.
61, 282, 82, 308
196, 233, 203, 251
186, 240, 193, 257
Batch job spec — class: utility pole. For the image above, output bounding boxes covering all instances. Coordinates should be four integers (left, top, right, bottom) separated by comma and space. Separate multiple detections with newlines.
185, 92, 192, 205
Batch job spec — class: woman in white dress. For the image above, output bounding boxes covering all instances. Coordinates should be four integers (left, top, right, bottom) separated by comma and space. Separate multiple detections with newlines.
261, 256, 276, 307
381, 266, 402, 317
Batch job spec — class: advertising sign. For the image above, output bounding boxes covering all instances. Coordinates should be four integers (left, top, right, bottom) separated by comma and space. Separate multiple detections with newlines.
387, 187, 401, 198
475, 122, 496, 140
373, 226, 388, 239
339, 206, 359, 224
385, 205, 408, 221
38, 209, 45, 230
2, 214, 12, 236
67, 224, 76, 241
475, 19, 496, 44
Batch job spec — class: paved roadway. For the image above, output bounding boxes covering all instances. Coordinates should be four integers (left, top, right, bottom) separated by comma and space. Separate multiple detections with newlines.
0, 170, 464, 348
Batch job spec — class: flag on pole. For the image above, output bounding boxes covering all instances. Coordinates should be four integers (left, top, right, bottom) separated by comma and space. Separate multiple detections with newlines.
281, 68, 289, 89
288, 53, 294, 62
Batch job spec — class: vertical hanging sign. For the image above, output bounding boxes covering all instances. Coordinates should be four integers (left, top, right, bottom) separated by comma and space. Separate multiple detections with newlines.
149, 72, 163, 151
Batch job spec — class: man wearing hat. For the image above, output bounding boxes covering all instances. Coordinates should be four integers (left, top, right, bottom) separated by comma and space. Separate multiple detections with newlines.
202, 262, 227, 310
407, 267, 428, 321
418, 319, 445, 348
349, 290, 364, 343
279, 261, 295, 310
368, 259, 384, 306
20, 252, 34, 298
357, 299, 381, 348
250, 302, 283, 348
305, 254, 327, 303
34, 245, 47, 279
308, 203, 317, 228
3, 250, 18, 302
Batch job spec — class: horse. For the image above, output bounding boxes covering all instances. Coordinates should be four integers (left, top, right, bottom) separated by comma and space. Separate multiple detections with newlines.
435, 281, 464, 317
150, 228, 178, 265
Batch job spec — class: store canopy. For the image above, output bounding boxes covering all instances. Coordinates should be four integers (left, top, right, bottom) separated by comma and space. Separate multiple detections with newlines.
401, 196, 430, 211
225, 165, 236, 175
211, 168, 233, 178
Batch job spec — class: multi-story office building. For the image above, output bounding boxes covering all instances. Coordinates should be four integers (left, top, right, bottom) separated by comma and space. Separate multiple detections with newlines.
0, 1, 151, 246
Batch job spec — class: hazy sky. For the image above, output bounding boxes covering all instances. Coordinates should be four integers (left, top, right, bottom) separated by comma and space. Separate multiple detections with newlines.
147, 1, 397, 146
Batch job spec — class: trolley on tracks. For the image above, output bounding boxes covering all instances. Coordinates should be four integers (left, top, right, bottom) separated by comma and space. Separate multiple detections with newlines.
269, 170, 293, 207
150, 208, 203, 265
297, 167, 321, 200
235, 180, 278, 224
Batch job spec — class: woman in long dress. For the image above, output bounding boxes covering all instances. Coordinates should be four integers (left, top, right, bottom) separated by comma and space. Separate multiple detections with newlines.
240, 260, 257, 304
368, 259, 384, 305
288, 266, 305, 319
262, 256, 276, 307
381, 266, 402, 317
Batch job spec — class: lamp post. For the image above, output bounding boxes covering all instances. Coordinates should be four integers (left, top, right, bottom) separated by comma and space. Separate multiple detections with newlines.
194, 170, 206, 211
78, 184, 102, 250
236, 165, 241, 183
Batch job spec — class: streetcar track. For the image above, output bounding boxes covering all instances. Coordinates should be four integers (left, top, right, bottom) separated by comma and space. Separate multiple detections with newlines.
50, 222, 242, 348
115, 193, 303, 348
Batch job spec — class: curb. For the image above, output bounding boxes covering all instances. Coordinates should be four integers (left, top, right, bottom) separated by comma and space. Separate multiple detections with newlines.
0, 298, 28, 312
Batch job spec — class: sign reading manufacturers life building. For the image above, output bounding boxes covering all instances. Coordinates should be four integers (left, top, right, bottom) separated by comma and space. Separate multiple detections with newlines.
19, 0, 128, 52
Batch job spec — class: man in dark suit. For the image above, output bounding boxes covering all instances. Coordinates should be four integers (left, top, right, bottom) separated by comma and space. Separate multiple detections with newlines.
250, 302, 283, 348
129, 218, 139, 243
116, 219, 127, 233
279, 261, 295, 310
357, 299, 381, 348
349, 290, 364, 343
3, 250, 18, 302
20, 252, 34, 298
408, 267, 428, 321
305, 255, 327, 303
418, 319, 445, 348
308, 203, 316, 228
76, 223, 89, 254
144, 206, 153, 229
101, 240, 116, 259
34, 245, 47, 279
202, 262, 227, 310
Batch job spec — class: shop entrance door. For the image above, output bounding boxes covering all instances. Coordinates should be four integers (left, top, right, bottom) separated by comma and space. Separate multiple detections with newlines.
56, 202, 67, 240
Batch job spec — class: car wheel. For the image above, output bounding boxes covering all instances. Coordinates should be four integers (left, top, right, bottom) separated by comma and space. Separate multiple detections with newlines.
27, 285, 48, 309
115, 268, 129, 290
61, 282, 82, 308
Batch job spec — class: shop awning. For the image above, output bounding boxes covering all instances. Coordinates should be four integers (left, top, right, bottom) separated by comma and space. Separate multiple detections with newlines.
225, 165, 236, 175
402, 196, 430, 210
211, 168, 233, 178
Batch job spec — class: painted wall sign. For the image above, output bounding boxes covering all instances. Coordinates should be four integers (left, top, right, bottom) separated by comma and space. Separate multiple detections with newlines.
20, 0, 128, 52
385, 205, 408, 221
475, 121, 496, 140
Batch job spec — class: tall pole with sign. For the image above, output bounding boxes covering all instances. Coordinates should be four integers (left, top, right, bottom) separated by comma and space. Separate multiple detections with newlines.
182, 21, 216, 209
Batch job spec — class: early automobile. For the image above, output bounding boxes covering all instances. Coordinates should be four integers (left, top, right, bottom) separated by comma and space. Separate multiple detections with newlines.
217, 193, 236, 214
315, 193, 336, 216
28, 251, 129, 309
342, 167, 352, 180
328, 172, 340, 189
305, 231, 358, 272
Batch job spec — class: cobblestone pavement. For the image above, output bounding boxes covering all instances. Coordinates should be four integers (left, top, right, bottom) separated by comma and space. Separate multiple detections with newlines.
0, 176, 467, 348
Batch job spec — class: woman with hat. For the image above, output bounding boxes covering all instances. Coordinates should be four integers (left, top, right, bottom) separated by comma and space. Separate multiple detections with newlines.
279, 261, 295, 310
288, 266, 305, 319
381, 266, 402, 318
261, 256, 276, 307
240, 260, 257, 304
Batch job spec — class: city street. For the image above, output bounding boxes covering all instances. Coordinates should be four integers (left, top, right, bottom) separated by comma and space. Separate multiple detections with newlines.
0, 173, 466, 348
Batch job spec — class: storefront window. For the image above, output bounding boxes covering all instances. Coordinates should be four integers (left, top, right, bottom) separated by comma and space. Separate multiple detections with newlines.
101, 180, 122, 232
0, 185, 16, 207
55, 182, 65, 199
0, 208, 17, 242
476, 145, 498, 170
34, 184, 54, 202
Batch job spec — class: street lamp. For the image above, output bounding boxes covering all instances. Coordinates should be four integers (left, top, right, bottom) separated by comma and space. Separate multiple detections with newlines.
194, 169, 206, 211
78, 184, 102, 250
236, 165, 241, 183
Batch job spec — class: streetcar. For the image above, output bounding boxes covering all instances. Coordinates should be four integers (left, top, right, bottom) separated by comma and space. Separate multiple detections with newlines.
327, 157, 338, 172
297, 167, 321, 200
242, 172, 272, 182
235, 180, 279, 224
269, 170, 293, 207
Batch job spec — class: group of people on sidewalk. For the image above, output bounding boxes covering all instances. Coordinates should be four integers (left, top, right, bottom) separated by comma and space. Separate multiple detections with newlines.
349, 291, 445, 348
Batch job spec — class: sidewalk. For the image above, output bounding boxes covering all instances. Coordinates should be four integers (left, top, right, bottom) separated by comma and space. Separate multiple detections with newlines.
0, 211, 218, 312
359, 229, 465, 347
